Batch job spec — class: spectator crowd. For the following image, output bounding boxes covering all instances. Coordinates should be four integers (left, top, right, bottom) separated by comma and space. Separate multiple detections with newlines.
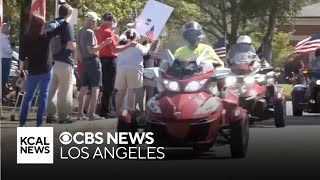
1, 3, 162, 126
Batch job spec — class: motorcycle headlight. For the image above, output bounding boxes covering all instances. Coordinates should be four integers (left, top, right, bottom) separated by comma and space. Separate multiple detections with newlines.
194, 97, 220, 115
147, 97, 162, 114
240, 85, 247, 94
244, 77, 255, 84
207, 82, 218, 95
249, 90, 257, 97
316, 80, 320, 85
225, 76, 237, 86
163, 80, 180, 92
185, 79, 207, 92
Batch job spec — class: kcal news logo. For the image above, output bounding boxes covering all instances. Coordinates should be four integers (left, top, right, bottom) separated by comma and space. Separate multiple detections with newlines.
17, 127, 54, 164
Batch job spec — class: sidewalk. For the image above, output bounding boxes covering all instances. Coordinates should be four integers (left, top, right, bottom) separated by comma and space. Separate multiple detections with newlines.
1, 106, 118, 145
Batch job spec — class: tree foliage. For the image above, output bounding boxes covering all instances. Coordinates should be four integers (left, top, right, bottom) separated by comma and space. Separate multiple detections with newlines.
3, 0, 21, 42
271, 31, 294, 67
3, 0, 320, 66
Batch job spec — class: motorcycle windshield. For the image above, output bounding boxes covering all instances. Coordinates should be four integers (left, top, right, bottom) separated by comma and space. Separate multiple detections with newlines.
165, 49, 213, 79
228, 44, 259, 75
228, 44, 257, 64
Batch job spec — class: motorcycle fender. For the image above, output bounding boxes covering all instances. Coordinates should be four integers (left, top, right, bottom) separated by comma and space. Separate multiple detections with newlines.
229, 107, 247, 123
292, 84, 307, 94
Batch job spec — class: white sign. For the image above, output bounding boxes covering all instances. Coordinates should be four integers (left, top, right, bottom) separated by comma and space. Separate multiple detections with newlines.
135, 0, 173, 40
17, 127, 54, 164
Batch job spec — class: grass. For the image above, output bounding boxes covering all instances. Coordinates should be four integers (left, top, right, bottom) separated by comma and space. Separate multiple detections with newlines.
279, 84, 292, 100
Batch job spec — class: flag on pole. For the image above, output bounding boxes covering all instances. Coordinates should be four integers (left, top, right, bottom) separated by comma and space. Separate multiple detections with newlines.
213, 36, 227, 58
294, 32, 320, 54
29, 0, 46, 20
131, 9, 138, 24
0, 0, 3, 25
146, 25, 155, 41
55, 0, 59, 18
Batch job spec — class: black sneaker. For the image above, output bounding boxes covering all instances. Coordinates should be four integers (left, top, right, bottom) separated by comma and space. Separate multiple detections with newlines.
46, 116, 58, 123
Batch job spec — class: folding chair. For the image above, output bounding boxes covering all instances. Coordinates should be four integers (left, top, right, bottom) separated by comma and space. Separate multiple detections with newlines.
72, 90, 80, 112
10, 75, 40, 121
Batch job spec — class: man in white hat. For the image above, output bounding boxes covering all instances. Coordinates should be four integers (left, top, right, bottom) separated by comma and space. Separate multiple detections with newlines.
76, 11, 112, 120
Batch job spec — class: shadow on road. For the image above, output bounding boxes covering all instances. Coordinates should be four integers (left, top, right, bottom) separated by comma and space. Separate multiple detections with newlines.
252, 115, 320, 127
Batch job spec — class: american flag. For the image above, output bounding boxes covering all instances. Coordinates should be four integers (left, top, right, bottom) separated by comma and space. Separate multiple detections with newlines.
294, 32, 320, 54
146, 25, 155, 41
213, 36, 227, 58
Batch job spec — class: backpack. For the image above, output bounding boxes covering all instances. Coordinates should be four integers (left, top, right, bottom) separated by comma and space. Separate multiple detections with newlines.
44, 18, 66, 59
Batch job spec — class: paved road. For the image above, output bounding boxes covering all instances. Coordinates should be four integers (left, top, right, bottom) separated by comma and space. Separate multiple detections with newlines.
2, 101, 320, 179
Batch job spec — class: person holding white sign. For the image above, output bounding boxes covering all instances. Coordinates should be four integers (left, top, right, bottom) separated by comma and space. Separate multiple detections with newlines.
114, 29, 151, 128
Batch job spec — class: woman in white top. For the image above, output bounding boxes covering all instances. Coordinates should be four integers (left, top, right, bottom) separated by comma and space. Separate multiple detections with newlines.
115, 29, 150, 115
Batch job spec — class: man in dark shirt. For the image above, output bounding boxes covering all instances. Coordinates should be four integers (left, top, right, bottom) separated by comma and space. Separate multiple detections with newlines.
46, 4, 76, 123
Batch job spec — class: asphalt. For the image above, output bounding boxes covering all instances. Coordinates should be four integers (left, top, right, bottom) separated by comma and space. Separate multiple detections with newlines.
1, 102, 320, 180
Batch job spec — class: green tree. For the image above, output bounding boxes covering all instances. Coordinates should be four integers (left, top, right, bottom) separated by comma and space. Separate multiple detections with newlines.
3, 0, 21, 42
251, 29, 294, 67
271, 30, 294, 67
47, 0, 147, 32
242, 0, 304, 62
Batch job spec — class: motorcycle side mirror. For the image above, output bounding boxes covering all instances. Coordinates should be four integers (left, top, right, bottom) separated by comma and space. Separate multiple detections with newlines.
266, 71, 275, 77
166, 49, 175, 67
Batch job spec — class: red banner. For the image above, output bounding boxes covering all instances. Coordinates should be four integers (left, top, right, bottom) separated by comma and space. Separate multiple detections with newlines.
29, 0, 46, 20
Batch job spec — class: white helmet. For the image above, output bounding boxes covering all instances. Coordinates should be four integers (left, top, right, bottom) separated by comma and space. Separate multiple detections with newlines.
237, 35, 252, 44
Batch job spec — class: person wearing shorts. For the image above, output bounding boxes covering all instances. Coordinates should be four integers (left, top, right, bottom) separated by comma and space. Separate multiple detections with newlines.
115, 29, 150, 115
76, 11, 112, 120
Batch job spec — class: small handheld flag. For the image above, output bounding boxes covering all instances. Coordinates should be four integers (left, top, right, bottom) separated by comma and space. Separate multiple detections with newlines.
146, 25, 155, 41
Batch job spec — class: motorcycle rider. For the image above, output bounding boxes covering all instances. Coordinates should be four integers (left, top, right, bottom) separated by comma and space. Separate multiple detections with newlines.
228, 35, 276, 104
160, 22, 223, 70
173, 21, 224, 68
159, 21, 224, 93
227, 35, 259, 65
